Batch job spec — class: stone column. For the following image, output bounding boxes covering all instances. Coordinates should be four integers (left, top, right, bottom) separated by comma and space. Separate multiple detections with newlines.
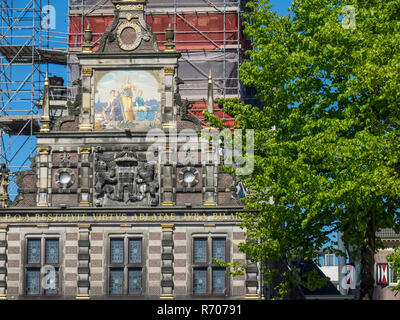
0, 224, 7, 300
202, 136, 218, 206
79, 67, 93, 131
161, 146, 175, 206
76, 224, 91, 300
162, 66, 176, 129
160, 224, 174, 299
79, 146, 92, 207
37, 146, 51, 207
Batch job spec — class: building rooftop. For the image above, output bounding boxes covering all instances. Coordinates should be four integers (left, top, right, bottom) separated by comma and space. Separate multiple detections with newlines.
376, 228, 400, 239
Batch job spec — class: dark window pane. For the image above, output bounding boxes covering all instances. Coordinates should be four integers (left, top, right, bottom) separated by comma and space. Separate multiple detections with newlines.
213, 269, 226, 293
110, 269, 123, 294
194, 238, 207, 263
328, 255, 334, 266
193, 269, 207, 294
129, 239, 142, 263
27, 239, 41, 264
129, 269, 141, 294
45, 239, 59, 264
27, 269, 40, 295
391, 266, 398, 283
212, 239, 226, 262
44, 268, 58, 294
111, 239, 124, 264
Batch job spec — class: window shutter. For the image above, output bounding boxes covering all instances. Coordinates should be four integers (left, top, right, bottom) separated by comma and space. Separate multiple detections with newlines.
376, 263, 389, 285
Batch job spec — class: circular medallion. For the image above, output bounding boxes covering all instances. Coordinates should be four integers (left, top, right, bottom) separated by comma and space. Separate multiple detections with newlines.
59, 172, 72, 185
178, 167, 200, 188
116, 21, 142, 51
55, 168, 75, 189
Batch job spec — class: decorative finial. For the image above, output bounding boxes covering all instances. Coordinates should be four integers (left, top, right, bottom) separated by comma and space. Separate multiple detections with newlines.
44, 72, 49, 86
207, 70, 214, 114
83, 23, 93, 53
40, 72, 51, 133
164, 24, 175, 52
0, 163, 10, 208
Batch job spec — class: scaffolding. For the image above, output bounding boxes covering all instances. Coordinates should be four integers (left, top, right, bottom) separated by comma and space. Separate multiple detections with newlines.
0, 0, 249, 199
0, 0, 69, 199
67, 0, 250, 124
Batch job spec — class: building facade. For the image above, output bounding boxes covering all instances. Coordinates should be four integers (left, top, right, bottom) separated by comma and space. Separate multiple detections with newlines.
374, 229, 400, 300
0, 0, 259, 300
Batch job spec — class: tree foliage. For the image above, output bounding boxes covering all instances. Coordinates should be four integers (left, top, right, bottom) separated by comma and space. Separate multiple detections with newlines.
205, 0, 400, 299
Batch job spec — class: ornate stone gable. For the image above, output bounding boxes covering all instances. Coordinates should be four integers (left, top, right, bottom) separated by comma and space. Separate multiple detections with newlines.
96, 0, 159, 54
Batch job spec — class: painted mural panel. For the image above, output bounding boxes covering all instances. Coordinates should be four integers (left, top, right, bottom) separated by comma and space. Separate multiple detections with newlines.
94, 69, 161, 131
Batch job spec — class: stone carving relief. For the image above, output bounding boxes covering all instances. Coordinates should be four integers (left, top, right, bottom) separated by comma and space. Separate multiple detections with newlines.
94, 151, 159, 207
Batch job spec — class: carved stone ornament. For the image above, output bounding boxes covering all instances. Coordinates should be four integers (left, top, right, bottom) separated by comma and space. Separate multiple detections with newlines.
178, 167, 200, 188
94, 151, 159, 207
55, 168, 75, 189
116, 20, 143, 51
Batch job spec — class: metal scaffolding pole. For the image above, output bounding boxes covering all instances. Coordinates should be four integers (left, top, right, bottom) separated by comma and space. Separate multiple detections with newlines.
0, 0, 69, 200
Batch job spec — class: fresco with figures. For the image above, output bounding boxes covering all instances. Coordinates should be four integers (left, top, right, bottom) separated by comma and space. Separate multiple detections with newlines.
94, 69, 161, 131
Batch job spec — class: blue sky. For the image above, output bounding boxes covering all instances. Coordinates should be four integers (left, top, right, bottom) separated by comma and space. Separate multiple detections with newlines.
268, 0, 293, 16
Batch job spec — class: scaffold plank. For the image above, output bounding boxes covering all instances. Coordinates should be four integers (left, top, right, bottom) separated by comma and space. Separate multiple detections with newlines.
0, 46, 67, 65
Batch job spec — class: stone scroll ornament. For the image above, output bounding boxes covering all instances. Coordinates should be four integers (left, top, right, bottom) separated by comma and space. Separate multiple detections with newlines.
94, 151, 159, 207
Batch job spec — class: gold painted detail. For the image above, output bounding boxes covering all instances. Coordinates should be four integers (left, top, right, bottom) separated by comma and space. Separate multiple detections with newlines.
162, 123, 175, 130
161, 202, 174, 206
164, 66, 175, 76
38, 146, 51, 155
116, 4, 143, 11
76, 294, 90, 300
81, 67, 93, 78
37, 224, 49, 229
79, 124, 93, 131
160, 294, 175, 300
40, 119, 51, 133
0, 294, 7, 300
245, 294, 260, 299
79, 146, 92, 155
37, 202, 49, 207
79, 202, 91, 207
0, 212, 243, 223
204, 201, 217, 206
78, 224, 91, 233
161, 223, 174, 232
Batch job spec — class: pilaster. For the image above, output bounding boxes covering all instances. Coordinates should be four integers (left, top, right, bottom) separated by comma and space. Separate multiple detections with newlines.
76, 224, 91, 300
160, 224, 174, 299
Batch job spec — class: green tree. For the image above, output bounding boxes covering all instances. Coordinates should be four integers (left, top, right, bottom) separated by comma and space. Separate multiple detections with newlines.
206, 0, 400, 300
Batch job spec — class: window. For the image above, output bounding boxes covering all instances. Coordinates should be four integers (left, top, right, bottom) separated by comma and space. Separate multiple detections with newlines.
109, 237, 143, 296
25, 237, 60, 296
317, 253, 338, 266
192, 236, 228, 296
389, 264, 399, 286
